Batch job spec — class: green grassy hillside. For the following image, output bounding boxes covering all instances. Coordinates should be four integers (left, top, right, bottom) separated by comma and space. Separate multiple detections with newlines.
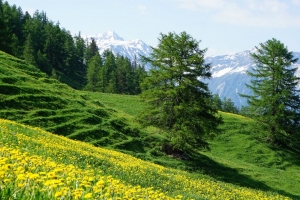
0, 119, 291, 199
0, 51, 300, 199
0, 51, 158, 151
86, 93, 300, 199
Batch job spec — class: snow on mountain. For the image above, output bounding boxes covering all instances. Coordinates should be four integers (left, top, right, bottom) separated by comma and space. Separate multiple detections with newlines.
95, 30, 124, 41
88, 31, 152, 69
205, 49, 300, 108
86, 31, 300, 109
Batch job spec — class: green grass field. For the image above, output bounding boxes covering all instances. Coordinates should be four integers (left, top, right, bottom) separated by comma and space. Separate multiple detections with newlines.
82, 93, 300, 198
0, 50, 300, 199
0, 118, 292, 199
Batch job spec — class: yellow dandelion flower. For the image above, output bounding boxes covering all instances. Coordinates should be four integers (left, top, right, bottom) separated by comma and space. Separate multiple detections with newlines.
83, 193, 93, 199
17, 183, 25, 188
16, 174, 26, 181
3, 178, 11, 183
55, 191, 64, 198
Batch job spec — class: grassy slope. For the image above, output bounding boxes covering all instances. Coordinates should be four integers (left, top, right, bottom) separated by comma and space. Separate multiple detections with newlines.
0, 51, 299, 198
0, 119, 290, 199
0, 50, 160, 153
205, 112, 300, 198
89, 93, 300, 199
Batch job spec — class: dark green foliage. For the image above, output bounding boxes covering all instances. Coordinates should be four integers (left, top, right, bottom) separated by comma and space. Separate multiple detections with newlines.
0, 2, 87, 89
84, 50, 146, 94
0, 1, 13, 54
103, 52, 117, 93
241, 38, 300, 145
74, 32, 86, 73
85, 38, 99, 63
211, 94, 239, 114
85, 54, 102, 91
139, 32, 222, 150
22, 33, 36, 66
0, 1, 146, 94
222, 97, 239, 114
36, 50, 52, 74
212, 94, 222, 110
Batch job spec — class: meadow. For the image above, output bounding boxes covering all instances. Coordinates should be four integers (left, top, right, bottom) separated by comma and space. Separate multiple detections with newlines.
0, 50, 300, 199
0, 118, 291, 199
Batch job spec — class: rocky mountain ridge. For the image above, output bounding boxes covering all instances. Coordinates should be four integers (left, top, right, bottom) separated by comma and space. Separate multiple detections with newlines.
87, 31, 152, 68
205, 50, 300, 107
88, 31, 300, 108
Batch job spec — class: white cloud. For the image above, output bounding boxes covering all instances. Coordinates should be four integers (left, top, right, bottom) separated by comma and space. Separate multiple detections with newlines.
179, 0, 300, 27
292, 0, 300, 5
137, 5, 147, 14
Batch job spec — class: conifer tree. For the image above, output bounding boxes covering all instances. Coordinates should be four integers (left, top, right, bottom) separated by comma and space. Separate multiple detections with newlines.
0, 0, 12, 53
23, 33, 36, 66
85, 38, 99, 63
212, 94, 222, 110
133, 65, 146, 94
85, 54, 102, 92
140, 32, 222, 150
74, 32, 86, 73
222, 97, 239, 114
101, 51, 116, 92
36, 50, 52, 74
241, 38, 300, 144
115, 55, 128, 94
106, 71, 117, 93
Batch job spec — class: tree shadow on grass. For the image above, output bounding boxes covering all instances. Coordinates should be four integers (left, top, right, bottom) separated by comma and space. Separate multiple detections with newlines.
175, 151, 299, 199
269, 136, 300, 167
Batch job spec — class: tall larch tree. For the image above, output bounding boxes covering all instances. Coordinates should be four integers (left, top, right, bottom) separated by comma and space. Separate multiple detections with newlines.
140, 31, 222, 150
241, 38, 300, 145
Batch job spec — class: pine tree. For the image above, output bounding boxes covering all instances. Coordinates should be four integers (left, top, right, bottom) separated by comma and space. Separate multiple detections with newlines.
74, 32, 87, 73
106, 71, 117, 93
212, 94, 222, 110
36, 50, 52, 74
23, 33, 36, 65
2, 4, 24, 57
101, 51, 116, 92
62, 31, 76, 74
133, 65, 146, 94
222, 97, 239, 114
85, 54, 102, 92
0, 0, 13, 54
115, 55, 128, 94
122, 56, 135, 94
241, 38, 300, 145
85, 38, 99, 63
140, 32, 222, 150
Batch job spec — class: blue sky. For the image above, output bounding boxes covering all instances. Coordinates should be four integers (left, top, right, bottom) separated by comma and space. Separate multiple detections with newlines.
6, 0, 300, 56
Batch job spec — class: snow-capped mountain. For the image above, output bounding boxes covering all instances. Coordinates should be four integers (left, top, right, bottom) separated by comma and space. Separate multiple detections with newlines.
205, 50, 300, 108
88, 31, 152, 68
86, 31, 300, 108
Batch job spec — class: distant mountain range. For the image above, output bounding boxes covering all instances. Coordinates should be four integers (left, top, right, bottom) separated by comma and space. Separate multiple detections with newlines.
88, 31, 300, 108
87, 31, 152, 69
205, 50, 300, 108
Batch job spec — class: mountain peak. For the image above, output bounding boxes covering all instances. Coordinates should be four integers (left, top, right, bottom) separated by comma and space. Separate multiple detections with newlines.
97, 30, 124, 41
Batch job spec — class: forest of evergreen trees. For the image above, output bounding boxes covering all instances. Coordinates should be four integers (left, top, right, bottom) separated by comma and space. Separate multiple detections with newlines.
0, 0, 146, 94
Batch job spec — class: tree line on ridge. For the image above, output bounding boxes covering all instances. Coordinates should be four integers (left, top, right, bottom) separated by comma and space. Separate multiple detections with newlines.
0, 0, 146, 94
